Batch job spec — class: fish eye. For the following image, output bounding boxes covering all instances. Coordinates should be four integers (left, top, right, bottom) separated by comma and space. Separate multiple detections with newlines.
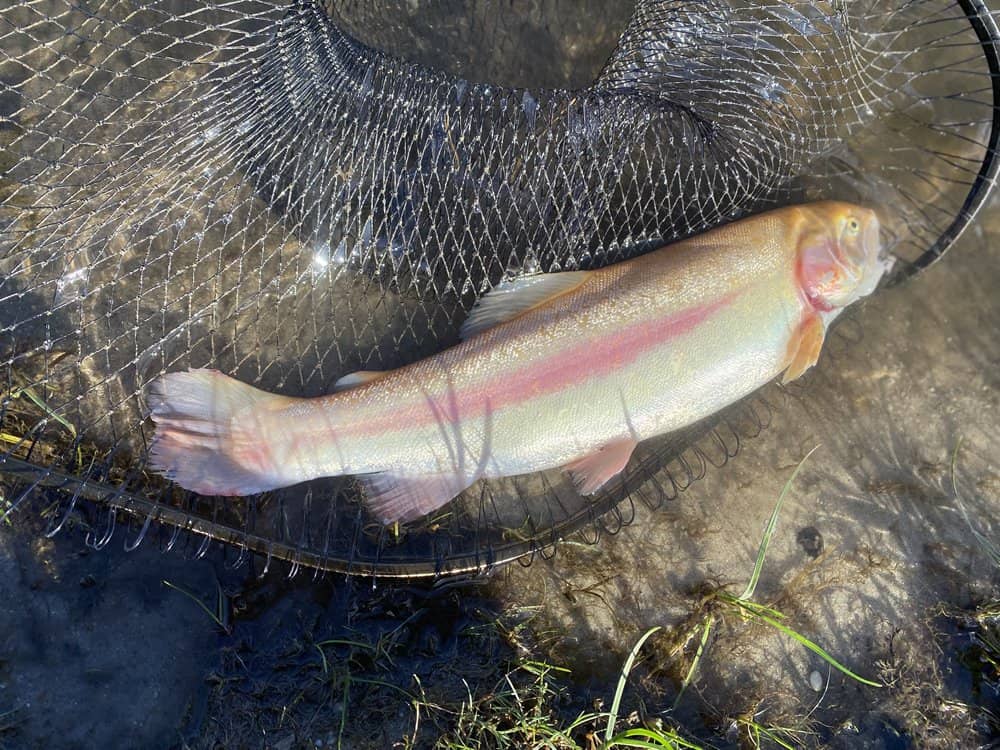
846, 217, 861, 233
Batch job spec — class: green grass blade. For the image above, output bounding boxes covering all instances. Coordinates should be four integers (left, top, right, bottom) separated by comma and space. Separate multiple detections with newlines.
349, 676, 418, 703
674, 615, 713, 708
315, 644, 330, 675
719, 593, 785, 620
314, 638, 378, 652
606, 739, 674, 749
162, 580, 228, 631
337, 675, 350, 750
8, 375, 83, 470
16, 383, 77, 438
728, 599, 881, 687
740, 720, 799, 750
609, 727, 705, 749
757, 727, 799, 750
519, 660, 571, 677
605, 626, 662, 743
739, 445, 820, 601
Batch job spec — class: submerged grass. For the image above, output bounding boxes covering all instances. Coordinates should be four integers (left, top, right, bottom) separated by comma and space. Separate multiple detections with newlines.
412, 645, 705, 750
194, 446, 896, 749
192, 571, 718, 750
670, 445, 881, 715
0, 706, 23, 750
163, 579, 232, 634
605, 626, 661, 744
733, 715, 810, 750
0, 367, 82, 471
397, 448, 883, 749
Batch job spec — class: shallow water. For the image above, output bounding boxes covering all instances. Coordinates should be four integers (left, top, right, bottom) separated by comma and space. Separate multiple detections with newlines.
1, 201, 996, 749
1, 1, 999, 747
493, 195, 1000, 745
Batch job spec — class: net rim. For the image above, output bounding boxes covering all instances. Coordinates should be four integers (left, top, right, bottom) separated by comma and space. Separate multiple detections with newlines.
889, 0, 1000, 284
5, 0, 1000, 578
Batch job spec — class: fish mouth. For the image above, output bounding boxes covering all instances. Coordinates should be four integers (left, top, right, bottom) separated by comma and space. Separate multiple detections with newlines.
858, 211, 894, 296
868, 212, 896, 273
861, 213, 882, 258
863, 211, 884, 265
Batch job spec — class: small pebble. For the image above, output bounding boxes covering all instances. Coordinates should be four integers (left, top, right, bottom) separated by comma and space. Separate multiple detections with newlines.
809, 670, 824, 692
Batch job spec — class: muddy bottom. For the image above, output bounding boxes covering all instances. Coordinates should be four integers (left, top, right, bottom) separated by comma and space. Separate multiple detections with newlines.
1, 211, 998, 750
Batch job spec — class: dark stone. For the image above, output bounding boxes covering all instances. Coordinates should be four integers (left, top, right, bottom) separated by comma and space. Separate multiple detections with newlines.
797, 526, 824, 558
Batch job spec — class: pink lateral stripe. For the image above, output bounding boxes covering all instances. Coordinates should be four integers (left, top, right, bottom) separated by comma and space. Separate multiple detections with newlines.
331, 290, 742, 439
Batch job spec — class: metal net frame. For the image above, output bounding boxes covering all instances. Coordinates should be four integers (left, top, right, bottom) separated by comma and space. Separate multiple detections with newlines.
0, 0, 997, 576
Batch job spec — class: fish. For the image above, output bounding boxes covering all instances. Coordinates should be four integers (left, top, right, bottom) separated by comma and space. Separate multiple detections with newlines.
147, 201, 892, 523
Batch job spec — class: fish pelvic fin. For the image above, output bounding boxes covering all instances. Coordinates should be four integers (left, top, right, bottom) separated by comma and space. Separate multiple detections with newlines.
565, 437, 638, 495
147, 368, 294, 496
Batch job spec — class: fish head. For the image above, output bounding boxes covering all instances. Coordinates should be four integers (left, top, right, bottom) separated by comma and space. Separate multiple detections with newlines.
795, 201, 893, 314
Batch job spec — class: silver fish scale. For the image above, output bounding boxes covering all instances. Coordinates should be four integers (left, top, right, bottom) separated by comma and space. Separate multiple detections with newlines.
0, 0, 997, 576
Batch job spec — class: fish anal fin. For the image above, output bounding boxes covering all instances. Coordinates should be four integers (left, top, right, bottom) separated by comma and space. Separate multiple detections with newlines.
334, 370, 385, 392
361, 470, 478, 524
460, 271, 592, 340
565, 438, 638, 495
782, 313, 826, 384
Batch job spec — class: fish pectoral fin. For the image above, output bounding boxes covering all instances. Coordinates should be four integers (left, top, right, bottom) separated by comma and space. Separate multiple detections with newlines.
782, 313, 826, 384
360, 470, 478, 525
334, 370, 386, 391
565, 438, 638, 495
460, 270, 593, 340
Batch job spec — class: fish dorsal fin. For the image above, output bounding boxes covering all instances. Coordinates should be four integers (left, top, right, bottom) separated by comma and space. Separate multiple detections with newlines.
460, 271, 592, 340
334, 370, 385, 391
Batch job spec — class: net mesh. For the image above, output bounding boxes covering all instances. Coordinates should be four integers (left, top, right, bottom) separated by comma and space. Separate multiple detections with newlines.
1, 0, 997, 575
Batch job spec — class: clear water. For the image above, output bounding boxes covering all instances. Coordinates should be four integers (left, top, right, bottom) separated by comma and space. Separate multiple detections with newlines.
0, 1, 997, 747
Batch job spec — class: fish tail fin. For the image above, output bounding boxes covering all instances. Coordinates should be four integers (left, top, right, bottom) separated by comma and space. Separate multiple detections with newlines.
147, 368, 290, 496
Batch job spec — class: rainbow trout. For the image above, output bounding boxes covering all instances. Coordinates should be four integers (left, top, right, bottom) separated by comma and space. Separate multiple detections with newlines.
148, 202, 891, 522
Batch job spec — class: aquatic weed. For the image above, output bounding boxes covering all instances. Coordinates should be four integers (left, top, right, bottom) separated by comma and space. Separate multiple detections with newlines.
0, 706, 23, 749
162, 578, 232, 634
669, 445, 881, 714
1, 366, 82, 471
729, 710, 811, 750
408, 448, 881, 749
414, 648, 705, 750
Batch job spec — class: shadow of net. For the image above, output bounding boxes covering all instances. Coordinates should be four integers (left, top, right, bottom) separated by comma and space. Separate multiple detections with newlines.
0, 0, 996, 575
